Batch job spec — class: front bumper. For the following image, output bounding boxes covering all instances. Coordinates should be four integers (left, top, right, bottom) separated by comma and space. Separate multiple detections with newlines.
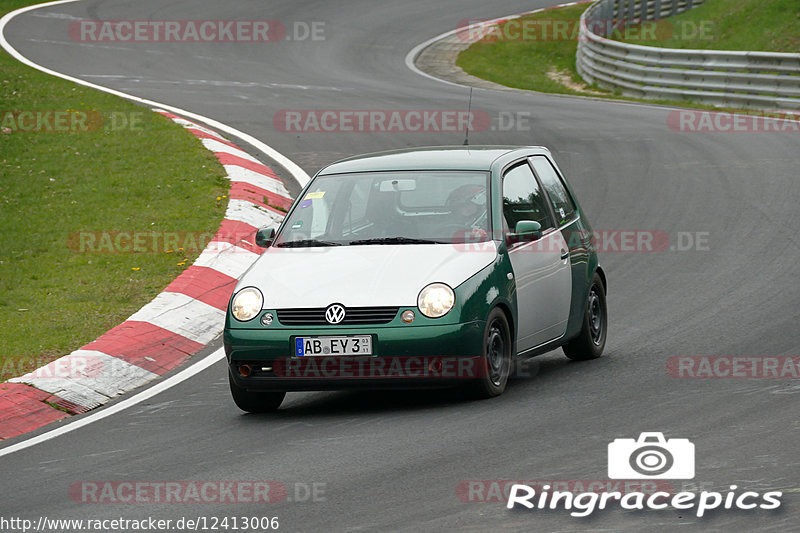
225, 320, 486, 392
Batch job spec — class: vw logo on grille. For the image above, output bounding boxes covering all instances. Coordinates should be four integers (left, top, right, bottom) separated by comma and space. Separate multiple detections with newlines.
325, 304, 346, 324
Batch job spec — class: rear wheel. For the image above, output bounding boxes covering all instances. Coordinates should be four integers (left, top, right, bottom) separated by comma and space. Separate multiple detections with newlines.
229, 372, 285, 413
465, 308, 512, 399
563, 272, 607, 361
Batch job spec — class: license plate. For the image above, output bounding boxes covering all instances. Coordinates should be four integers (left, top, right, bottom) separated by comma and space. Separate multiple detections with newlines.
294, 336, 372, 356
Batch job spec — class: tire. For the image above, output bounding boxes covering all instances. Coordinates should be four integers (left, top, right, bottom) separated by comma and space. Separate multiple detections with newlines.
563, 272, 607, 361
229, 372, 285, 413
465, 308, 512, 399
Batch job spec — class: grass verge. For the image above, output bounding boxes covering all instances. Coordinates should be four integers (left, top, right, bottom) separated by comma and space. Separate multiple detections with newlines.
617, 0, 800, 52
0, 0, 228, 381
455, 4, 598, 97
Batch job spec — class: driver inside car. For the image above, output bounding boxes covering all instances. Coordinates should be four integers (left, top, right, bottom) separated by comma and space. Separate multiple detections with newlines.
446, 184, 487, 229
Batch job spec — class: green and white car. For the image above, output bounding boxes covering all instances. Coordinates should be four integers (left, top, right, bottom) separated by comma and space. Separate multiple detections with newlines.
224, 146, 607, 412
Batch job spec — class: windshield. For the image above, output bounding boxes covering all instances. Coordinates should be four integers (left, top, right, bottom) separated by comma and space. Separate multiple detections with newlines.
275, 171, 490, 247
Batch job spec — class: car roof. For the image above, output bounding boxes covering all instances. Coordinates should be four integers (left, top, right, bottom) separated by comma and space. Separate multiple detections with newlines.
318, 146, 550, 174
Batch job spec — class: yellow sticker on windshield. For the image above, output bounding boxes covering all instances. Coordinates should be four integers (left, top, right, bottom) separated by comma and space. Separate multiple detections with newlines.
306, 191, 326, 199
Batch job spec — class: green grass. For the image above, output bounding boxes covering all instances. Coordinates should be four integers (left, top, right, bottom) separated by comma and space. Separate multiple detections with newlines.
456, 4, 598, 96
617, 0, 800, 52
0, 1, 229, 381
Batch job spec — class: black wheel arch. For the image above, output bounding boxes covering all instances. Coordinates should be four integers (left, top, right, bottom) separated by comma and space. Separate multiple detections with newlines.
595, 265, 607, 295
491, 301, 516, 357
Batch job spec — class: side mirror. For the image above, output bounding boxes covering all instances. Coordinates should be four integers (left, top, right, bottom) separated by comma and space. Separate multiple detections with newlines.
255, 227, 276, 248
507, 220, 542, 245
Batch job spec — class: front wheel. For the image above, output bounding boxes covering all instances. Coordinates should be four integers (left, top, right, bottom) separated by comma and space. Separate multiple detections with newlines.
563, 272, 607, 361
229, 372, 285, 413
464, 308, 512, 399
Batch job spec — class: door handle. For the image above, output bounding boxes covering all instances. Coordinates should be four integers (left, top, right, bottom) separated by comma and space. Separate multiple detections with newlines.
560, 249, 569, 260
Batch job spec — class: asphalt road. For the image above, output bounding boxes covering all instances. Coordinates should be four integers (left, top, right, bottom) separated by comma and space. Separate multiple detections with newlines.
2, 1, 799, 531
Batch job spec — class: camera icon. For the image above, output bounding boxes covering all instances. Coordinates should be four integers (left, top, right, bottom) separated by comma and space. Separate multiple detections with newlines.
608, 432, 695, 479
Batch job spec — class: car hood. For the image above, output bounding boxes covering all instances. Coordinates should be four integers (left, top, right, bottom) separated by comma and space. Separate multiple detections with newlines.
237, 242, 498, 309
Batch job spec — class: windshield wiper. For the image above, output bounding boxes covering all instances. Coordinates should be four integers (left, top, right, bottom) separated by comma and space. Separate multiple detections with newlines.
348, 237, 445, 245
275, 239, 342, 248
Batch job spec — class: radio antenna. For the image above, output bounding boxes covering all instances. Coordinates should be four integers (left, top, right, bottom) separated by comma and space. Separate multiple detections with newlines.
463, 87, 473, 146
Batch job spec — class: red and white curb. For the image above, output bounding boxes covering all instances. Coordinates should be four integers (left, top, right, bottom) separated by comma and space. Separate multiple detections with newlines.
0, 111, 292, 440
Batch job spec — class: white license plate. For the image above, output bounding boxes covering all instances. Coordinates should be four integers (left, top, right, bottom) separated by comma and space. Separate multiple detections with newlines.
294, 336, 372, 356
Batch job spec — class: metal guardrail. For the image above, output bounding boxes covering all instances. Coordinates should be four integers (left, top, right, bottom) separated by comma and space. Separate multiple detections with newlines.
576, 0, 800, 110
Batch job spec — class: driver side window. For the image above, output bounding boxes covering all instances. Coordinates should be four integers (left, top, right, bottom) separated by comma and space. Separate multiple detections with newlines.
501, 162, 553, 233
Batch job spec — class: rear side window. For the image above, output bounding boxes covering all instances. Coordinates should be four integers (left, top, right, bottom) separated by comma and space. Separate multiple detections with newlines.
501, 162, 553, 232
530, 156, 576, 226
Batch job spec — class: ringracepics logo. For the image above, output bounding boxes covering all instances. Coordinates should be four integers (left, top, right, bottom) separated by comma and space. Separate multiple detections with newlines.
608, 432, 694, 479
507, 433, 783, 517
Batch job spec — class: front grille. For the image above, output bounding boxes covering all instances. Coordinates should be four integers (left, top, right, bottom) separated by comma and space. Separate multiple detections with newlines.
277, 307, 399, 325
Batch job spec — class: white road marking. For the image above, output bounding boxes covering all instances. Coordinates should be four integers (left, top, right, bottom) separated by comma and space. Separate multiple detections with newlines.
79, 74, 341, 92
80, 74, 135, 78
30, 11, 84, 20
26, 37, 148, 52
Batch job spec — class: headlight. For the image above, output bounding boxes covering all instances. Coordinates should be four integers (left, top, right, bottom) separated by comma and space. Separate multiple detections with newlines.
231, 287, 263, 321
417, 283, 455, 318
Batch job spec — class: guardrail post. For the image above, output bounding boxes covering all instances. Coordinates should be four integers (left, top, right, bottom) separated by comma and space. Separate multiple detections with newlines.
653, 0, 662, 20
